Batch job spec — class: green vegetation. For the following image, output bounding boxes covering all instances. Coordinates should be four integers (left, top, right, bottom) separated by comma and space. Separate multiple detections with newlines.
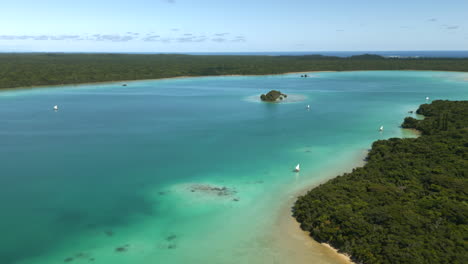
260, 90, 287, 102
1, 53, 468, 89
401, 100, 467, 135
293, 100, 468, 264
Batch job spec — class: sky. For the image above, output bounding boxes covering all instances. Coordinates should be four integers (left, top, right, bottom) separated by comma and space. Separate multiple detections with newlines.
1, 0, 467, 52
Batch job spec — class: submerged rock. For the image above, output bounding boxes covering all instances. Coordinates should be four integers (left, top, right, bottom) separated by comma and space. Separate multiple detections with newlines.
64, 257, 74, 262
166, 234, 177, 241
115, 247, 126, 252
167, 244, 177, 249
115, 245, 129, 253
75, 252, 90, 258
188, 184, 237, 196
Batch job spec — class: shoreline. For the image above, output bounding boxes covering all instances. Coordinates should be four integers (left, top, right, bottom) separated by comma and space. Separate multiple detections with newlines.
402, 128, 422, 136
274, 150, 368, 264
321, 243, 354, 263
0, 71, 334, 93
1, 69, 467, 93
280, 128, 422, 263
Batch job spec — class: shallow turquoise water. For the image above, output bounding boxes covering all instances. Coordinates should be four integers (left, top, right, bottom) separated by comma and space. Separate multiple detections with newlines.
0, 71, 467, 264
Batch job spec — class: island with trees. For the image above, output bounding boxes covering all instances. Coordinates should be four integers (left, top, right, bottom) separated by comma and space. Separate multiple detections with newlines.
293, 100, 468, 264
260, 90, 287, 102
1, 53, 468, 89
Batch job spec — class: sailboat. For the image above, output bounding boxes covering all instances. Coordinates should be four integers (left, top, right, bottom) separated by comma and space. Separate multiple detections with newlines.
53, 105, 58, 111
426, 96, 429, 100
294, 164, 300, 172
306, 104, 310, 109
379, 126, 384, 132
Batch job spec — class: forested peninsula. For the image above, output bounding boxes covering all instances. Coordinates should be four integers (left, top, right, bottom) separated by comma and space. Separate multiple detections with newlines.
1, 53, 468, 89
293, 100, 468, 264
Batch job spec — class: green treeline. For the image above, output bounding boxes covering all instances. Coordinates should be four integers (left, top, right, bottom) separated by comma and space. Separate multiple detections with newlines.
293, 100, 468, 264
1, 53, 468, 89
401, 100, 467, 135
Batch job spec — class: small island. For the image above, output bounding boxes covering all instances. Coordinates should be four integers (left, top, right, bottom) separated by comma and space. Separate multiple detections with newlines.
260, 90, 288, 102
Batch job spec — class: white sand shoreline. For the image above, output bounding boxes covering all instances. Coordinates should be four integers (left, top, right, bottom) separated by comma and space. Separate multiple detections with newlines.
321, 243, 354, 263
2, 69, 466, 93
278, 128, 422, 264
0, 71, 336, 92
274, 150, 368, 264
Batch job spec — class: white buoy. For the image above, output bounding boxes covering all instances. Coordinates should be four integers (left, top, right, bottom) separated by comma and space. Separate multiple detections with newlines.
379, 126, 384, 132
53, 105, 58, 111
294, 164, 300, 172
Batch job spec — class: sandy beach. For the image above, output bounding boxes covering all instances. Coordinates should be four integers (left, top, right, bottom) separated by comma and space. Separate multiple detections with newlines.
269, 150, 368, 264
3, 69, 468, 93
0, 70, 338, 93
275, 126, 423, 264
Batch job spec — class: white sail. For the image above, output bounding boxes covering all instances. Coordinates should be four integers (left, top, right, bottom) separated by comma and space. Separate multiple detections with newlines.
295, 164, 300, 172
306, 104, 310, 109
426, 96, 429, 100
379, 126, 384, 131
53, 105, 58, 111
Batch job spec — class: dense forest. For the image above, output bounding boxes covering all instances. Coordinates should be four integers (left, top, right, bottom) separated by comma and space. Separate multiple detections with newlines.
293, 100, 468, 264
1, 53, 468, 89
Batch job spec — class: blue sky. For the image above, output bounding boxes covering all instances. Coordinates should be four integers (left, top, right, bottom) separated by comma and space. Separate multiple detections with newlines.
1, 0, 467, 52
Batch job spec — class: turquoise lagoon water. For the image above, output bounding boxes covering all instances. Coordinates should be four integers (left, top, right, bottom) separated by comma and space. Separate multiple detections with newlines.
0, 71, 467, 264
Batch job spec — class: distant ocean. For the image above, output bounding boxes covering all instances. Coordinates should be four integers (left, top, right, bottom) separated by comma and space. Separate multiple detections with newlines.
10, 50, 468, 58
132, 50, 468, 58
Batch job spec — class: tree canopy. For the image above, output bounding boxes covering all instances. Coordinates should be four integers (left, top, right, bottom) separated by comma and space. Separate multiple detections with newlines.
1, 53, 468, 89
260, 90, 287, 102
293, 100, 468, 264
